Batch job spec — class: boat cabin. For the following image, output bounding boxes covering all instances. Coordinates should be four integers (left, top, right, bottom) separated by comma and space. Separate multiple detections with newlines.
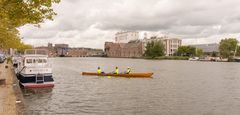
16, 49, 54, 88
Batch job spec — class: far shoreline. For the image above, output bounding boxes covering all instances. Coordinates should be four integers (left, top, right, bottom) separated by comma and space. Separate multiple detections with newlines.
48, 56, 240, 63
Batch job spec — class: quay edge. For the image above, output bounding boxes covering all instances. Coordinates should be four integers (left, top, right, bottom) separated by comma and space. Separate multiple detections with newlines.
0, 62, 27, 115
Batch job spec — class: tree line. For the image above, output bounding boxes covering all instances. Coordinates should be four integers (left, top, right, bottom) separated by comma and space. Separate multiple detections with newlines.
0, 0, 60, 52
145, 38, 240, 59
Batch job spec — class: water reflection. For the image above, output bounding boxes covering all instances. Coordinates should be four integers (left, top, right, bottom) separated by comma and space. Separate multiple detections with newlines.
22, 88, 53, 96
22, 88, 53, 115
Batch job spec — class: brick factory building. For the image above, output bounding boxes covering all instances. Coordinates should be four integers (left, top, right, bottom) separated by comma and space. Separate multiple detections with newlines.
105, 41, 144, 58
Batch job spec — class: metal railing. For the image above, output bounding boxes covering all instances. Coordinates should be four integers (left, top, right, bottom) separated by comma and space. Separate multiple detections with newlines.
24, 49, 48, 55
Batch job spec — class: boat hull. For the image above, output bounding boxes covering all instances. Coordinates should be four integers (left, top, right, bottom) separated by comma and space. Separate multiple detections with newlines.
17, 73, 54, 89
82, 72, 153, 78
19, 82, 54, 89
234, 58, 240, 62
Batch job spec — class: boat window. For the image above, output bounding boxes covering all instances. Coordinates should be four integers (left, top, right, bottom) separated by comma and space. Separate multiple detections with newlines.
43, 59, 47, 63
36, 59, 47, 63
26, 59, 32, 63
38, 59, 43, 63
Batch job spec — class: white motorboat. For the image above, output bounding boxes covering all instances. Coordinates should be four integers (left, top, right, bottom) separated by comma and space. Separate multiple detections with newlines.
16, 49, 54, 89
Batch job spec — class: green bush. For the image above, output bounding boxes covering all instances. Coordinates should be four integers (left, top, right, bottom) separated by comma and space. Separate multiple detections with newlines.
145, 41, 165, 58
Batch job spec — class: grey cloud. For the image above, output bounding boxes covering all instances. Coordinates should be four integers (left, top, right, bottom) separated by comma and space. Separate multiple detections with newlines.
19, 0, 240, 48
219, 22, 240, 34
22, 29, 58, 39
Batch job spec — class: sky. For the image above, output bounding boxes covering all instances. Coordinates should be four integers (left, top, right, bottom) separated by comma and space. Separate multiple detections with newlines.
19, 0, 240, 49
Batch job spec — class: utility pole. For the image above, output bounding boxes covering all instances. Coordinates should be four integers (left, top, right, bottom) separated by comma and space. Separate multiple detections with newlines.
234, 43, 239, 57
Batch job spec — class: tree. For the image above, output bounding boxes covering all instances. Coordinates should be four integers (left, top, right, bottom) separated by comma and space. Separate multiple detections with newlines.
237, 46, 240, 56
145, 41, 165, 58
211, 51, 218, 57
152, 41, 165, 57
18, 44, 33, 53
0, 0, 60, 50
0, 0, 60, 28
196, 48, 203, 57
219, 38, 238, 58
177, 46, 196, 57
145, 41, 154, 57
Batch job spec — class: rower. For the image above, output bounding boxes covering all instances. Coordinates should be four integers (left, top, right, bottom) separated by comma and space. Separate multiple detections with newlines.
97, 67, 102, 74
125, 67, 131, 74
114, 67, 119, 74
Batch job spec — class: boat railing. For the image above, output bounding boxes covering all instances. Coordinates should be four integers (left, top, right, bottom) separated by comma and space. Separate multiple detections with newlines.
24, 49, 48, 56
25, 63, 52, 68
18, 66, 26, 74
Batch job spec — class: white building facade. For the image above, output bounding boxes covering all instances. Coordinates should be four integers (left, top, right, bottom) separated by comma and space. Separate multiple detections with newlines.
163, 38, 182, 56
143, 36, 182, 56
115, 31, 139, 43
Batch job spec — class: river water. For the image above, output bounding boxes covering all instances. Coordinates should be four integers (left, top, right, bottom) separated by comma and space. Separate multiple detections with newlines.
23, 57, 240, 115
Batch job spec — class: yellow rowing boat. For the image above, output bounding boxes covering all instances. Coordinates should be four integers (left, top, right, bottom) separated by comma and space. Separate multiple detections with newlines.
82, 72, 153, 78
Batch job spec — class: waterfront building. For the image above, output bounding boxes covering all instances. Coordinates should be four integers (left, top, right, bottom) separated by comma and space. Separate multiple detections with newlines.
86, 49, 104, 57
54, 44, 69, 48
67, 48, 104, 57
48, 43, 53, 48
105, 41, 144, 58
35, 43, 104, 57
143, 36, 182, 56
115, 31, 139, 43
67, 48, 88, 57
163, 38, 182, 56
54, 44, 69, 57
190, 43, 219, 53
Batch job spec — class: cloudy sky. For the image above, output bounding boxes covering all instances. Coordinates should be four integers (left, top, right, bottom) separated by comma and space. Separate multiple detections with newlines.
19, 0, 240, 49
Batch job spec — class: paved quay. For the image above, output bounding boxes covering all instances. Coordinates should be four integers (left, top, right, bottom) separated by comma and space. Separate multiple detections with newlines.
0, 61, 27, 115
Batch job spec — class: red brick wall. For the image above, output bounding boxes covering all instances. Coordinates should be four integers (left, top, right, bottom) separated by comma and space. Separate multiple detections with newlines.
105, 42, 144, 58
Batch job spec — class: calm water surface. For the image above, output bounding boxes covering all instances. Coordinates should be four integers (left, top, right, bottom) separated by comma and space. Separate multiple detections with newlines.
23, 57, 240, 115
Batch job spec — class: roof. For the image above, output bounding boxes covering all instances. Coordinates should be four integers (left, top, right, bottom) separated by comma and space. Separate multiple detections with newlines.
191, 43, 219, 52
